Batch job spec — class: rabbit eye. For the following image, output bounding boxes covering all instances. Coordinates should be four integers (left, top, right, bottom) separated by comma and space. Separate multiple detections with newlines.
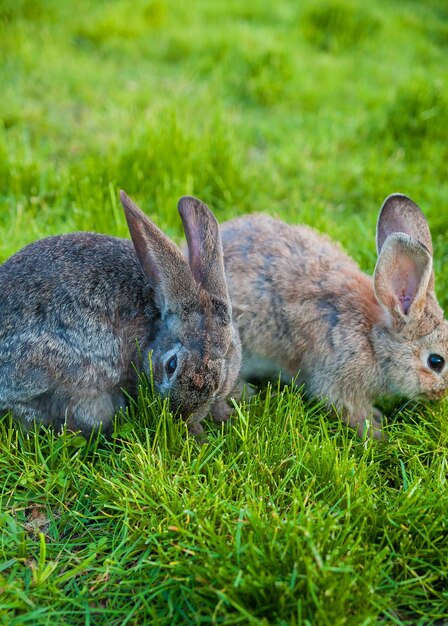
165, 355, 178, 377
427, 353, 445, 373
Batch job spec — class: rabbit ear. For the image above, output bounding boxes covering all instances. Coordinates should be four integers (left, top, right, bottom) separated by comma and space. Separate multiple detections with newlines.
120, 191, 194, 313
376, 193, 433, 256
178, 196, 231, 320
374, 232, 433, 329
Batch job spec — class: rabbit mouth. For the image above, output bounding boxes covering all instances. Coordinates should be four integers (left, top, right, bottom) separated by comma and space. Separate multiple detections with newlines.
421, 388, 448, 401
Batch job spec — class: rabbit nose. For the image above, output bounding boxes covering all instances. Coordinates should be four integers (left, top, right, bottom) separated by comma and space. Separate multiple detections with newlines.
192, 373, 205, 389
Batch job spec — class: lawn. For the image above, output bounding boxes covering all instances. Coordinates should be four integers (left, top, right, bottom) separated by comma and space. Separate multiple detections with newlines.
1, 0, 448, 623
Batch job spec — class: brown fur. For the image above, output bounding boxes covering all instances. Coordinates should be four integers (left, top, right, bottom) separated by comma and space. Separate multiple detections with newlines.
220, 194, 448, 437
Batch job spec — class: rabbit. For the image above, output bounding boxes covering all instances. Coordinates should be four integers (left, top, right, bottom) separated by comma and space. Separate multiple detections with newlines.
0, 191, 241, 436
219, 193, 448, 438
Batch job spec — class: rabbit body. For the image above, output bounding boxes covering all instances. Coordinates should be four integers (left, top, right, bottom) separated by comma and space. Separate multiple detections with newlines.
221, 195, 448, 436
0, 194, 241, 434
0, 233, 150, 431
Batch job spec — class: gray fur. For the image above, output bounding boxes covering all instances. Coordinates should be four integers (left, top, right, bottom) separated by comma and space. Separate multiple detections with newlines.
0, 193, 241, 435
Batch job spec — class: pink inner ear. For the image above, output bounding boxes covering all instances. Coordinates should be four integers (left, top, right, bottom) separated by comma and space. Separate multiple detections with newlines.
392, 257, 419, 315
186, 228, 203, 281
188, 229, 201, 264
399, 294, 413, 315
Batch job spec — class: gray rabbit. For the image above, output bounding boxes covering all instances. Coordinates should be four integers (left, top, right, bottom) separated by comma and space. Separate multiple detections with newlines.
0, 192, 241, 435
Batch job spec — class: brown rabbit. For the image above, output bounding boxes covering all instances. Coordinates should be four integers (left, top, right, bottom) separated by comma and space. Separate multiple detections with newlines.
220, 194, 448, 437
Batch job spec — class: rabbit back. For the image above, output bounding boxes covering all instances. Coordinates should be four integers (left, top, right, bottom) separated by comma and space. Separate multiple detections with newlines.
221, 214, 386, 423
0, 232, 152, 431
221, 214, 378, 375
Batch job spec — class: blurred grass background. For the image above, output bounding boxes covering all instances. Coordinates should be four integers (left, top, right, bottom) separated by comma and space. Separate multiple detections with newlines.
1, 0, 448, 284
1, 0, 448, 624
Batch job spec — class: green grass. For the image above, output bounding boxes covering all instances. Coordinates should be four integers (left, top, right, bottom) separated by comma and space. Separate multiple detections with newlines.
1, 0, 448, 623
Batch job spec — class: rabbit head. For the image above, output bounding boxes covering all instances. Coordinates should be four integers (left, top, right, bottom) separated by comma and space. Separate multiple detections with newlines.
120, 192, 241, 432
373, 193, 448, 402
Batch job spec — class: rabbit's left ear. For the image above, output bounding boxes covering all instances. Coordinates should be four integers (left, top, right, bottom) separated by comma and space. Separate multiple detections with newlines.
376, 193, 433, 256
120, 191, 195, 315
178, 196, 231, 324
374, 232, 433, 329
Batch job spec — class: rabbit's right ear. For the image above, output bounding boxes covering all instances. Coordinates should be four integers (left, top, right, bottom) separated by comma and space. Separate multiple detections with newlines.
374, 232, 433, 330
120, 191, 194, 314
376, 194, 433, 256
178, 196, 231, 324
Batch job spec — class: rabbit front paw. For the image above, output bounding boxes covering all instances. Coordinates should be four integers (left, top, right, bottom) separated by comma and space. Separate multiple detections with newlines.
186, 419, 204, 437
354, 410, 386, 441
340, 405, 386, 440
210, 399, 233, 425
